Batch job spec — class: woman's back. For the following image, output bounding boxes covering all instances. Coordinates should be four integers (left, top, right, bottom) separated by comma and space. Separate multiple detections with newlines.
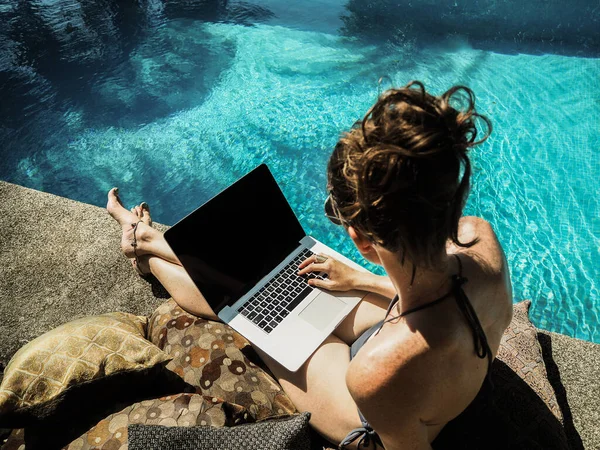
251, 81, 514, 450
346, 216, 513, 449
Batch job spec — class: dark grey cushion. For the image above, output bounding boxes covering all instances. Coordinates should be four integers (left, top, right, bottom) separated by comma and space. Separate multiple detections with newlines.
128, 412, 311, 450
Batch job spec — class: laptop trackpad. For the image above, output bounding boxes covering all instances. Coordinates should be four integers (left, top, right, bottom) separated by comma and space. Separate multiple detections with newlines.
298, 294, 346, 331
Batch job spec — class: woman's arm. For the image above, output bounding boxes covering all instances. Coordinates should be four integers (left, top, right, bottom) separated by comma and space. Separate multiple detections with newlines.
448, 216, 510, 279
346, 333, 434, 450
352, 271, 396, 299
297, 255, 396, 299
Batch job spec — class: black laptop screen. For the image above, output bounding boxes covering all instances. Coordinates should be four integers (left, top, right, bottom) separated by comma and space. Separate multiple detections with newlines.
164, 164, 306, 314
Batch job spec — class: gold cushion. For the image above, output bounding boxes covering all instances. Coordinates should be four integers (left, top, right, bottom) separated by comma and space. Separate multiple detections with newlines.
0, 312, 171, 417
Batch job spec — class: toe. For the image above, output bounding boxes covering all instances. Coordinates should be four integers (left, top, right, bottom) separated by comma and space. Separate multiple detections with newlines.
141, 202, 152, 226
107, 188, 139, 228
108, 187, 122, 206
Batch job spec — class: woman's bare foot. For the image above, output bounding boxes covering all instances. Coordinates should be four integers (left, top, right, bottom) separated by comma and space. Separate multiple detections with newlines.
131, 202, 152, 227
106, 188, 155, 261
107, 188, 182, 267
129, 202, 153, 276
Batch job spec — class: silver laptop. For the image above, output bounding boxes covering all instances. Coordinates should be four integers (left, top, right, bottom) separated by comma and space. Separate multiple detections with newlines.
164, 164, 366, 371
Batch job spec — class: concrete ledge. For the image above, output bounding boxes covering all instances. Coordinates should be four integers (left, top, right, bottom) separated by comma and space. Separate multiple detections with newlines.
0, 181, 169, 376
538, 331, 600, 449
0, 181, 598, 448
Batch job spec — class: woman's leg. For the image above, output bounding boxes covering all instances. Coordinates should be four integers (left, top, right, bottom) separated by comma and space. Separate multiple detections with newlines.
141, 255, 219, 320
107, 189, 369, 447
141, 245, 364, 446
254, 339, 363, 448
107, 188, 217, 319
106, 187, 181, 266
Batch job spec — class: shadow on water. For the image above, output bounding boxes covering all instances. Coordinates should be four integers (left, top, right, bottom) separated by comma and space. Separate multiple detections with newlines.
339, 0, 600, 58
0, 0, 275, 153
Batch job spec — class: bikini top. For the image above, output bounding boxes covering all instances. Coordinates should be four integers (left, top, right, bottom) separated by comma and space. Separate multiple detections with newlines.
379, 254, 494, 383
341, 255, 494, 450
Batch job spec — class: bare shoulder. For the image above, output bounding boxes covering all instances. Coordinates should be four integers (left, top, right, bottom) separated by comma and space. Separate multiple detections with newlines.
345, 315, 474, 413
345, 326, 439, 446
345, 311, 499, 447
448, 216, 508, 279
346, 327, 430, 400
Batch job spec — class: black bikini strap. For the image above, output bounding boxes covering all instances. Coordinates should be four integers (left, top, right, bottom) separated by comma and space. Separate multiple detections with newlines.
376, 255, 494, 389
454, 254, 463, 277
397, 291, 454, 318
382, 256, 465, 323
452, 255, 494, 385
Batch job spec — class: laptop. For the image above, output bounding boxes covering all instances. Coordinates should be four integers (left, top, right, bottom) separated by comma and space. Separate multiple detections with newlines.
164, 164, 367, 371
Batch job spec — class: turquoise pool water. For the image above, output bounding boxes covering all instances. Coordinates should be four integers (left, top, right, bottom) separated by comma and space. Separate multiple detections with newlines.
1, 2, 599, 342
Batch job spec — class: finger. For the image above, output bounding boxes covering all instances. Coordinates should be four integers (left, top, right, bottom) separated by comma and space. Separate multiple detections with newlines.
297, 262, 327, 276
298, 254, 319, 269
307, 277, 335, 290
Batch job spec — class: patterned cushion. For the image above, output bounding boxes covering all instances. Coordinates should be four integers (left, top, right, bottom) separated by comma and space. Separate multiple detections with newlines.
0, 312, 170, 426
497, 300, 562, 421
6, 300, 565, 449
147, 300, 296, 420
2, 300, 298, 449
128, 413, 311, 450
2, 393, 253, 449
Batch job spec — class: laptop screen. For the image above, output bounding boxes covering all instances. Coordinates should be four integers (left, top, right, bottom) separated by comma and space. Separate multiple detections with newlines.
164, 164, 306, 314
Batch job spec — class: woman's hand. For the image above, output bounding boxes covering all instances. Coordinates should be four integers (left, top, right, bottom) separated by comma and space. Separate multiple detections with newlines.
297, 254, 363, 291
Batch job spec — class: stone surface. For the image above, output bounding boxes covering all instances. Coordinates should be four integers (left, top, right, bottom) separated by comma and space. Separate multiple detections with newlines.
538, 330, 600, 450
0, 180, 599, 449
0, 181, 169, 380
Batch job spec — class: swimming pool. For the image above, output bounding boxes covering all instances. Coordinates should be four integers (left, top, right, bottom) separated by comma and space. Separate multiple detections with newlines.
1, 0, 598, 342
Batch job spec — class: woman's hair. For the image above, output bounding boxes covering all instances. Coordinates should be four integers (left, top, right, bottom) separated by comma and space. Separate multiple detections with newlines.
327, 80, 491, 271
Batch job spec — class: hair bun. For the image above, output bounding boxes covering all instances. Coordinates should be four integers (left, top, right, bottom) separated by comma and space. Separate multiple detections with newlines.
440, 85, 492, 156
327, 81, 492, 267
357, 81, 491, 165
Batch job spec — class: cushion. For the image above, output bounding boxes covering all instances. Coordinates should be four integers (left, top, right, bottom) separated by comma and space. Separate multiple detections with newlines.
433, 300, 569, 449
6, 300, 566, 449
147, 300, 297, 420
496, 300, 562, 421
0, 312, 171, 427
2, 393, 253, 449
2, 301, 300, 449
128, 412, 312, 450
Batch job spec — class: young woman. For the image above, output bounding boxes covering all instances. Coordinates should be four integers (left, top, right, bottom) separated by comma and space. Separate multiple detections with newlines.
107, 81, 513, 450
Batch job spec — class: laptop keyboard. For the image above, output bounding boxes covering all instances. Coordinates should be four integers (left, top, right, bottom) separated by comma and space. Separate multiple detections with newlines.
238, 248, 328, 334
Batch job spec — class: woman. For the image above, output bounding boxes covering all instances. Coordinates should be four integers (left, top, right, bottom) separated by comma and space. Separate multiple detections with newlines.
107, 81, 513, 449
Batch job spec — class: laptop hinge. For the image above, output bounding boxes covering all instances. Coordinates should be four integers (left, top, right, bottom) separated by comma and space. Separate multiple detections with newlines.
219, 305, 237, 323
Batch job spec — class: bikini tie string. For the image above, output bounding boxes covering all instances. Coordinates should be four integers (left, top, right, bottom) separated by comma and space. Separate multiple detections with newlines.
339, 424, 380, 449
452, 274, 468, 286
